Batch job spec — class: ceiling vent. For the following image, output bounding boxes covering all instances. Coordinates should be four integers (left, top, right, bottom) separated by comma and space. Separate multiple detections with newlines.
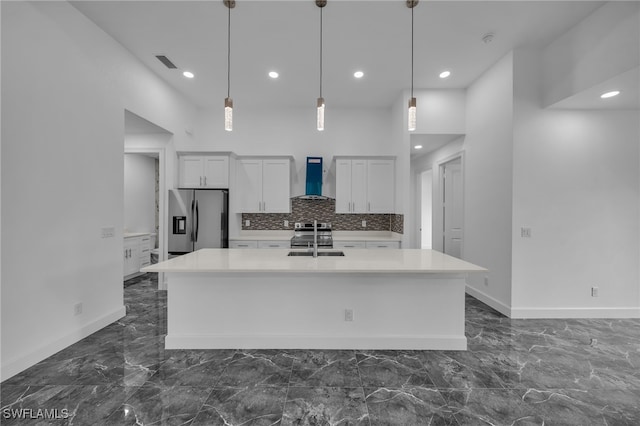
155, 55, 177, 69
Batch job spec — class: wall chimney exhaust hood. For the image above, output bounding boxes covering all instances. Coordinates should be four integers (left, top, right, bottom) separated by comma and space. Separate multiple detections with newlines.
295, 157, 329, 200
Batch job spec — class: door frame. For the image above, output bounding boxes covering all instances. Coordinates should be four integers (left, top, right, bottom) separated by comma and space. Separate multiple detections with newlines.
124, 146, 167, 289
436, 151, 465, 256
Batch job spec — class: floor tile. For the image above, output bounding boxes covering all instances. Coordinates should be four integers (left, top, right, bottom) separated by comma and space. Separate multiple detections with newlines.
365, 386, 457, 425
216, 350, 296, 387
192, 385, 287, 425
357, 350, 435, 388
290, 350, 361, 387
104, 383, 211, 425
282, 386, 369, 426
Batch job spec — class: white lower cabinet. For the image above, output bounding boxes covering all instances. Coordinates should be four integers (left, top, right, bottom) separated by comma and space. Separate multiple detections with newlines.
124, 234, 151, 278
229, 240, 258, 249
334, 240, 400, 249
333, 241, 366, 249
257, 240, 290, 249
365, 241, 401, 249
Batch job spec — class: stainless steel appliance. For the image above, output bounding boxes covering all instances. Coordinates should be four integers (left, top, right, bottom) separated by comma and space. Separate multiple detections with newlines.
168, 189, 228, 255
290, 222, 333, 249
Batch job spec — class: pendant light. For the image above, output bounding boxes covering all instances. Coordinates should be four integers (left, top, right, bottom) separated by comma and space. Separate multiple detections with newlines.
407, 0, 418, 132
224, 0, 235, 131
316, 0, 327, 131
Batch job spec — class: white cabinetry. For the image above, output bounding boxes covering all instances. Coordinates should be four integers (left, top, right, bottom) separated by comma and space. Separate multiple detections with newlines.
335, 157, 394, 214
179, 155, 229, 188
365, 241, 401, 249
257, 240, 290, 249
334, 240, 400, 249
124, 234, 151, 278
236, 157, 291, 213
229, 240, 258, 249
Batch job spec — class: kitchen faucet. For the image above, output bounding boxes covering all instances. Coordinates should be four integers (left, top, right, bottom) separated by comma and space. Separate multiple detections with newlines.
313, 219, 318, 257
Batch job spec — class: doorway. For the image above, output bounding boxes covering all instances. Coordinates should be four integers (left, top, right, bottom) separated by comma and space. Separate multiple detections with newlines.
417, 169, 433, 249
440, 155, 464, 258
124, 110, 171, 289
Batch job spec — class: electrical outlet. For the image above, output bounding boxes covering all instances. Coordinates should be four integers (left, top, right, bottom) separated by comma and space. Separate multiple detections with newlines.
591, 287, 599, 297
74, 302, 83, 316
101, 227, 115, 238
284, 220, 289, 228
361, 220, 367, 228
484, 276, 489, 286
245, 220, 250, 227
344, 309, 354, 322
521, 227, 532, 238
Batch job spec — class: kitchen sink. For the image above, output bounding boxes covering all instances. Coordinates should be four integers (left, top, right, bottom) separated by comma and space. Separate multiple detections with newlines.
287, 251, 345, 257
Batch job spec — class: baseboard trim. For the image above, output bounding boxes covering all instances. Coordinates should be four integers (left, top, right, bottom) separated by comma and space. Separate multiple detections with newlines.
465, 285, 511, 317
509, 307, 640, 319
165, 334, 468, 351
1, 306, 126, 382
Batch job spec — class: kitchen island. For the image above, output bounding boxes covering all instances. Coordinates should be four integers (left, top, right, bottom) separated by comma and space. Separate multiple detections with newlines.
143, 248, 486, 350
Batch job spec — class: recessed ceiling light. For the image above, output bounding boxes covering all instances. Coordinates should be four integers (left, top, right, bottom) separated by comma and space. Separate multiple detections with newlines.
439, 71, 451, 79
182, 71, 194, 79
268, 71, 279, 79
414, 145, 423, 149
354, 71, 364, 79
600, 90, 620, 99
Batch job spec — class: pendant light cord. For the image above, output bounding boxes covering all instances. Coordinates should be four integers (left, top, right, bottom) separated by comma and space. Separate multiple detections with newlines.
410, 5, 414, 98
319, 6, 323, 99
227, 3, 231, 99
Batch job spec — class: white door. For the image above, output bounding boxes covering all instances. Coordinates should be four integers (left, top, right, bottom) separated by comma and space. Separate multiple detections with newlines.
262, 159, 290, 213
442, 158, 463, 258
236, 159, 262, 212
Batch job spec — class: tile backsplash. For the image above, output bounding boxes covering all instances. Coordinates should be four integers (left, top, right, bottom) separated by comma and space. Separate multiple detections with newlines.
242, 198, 403, 233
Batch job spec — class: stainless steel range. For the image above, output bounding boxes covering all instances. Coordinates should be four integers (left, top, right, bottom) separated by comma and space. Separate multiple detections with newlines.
290, 222, 333, 249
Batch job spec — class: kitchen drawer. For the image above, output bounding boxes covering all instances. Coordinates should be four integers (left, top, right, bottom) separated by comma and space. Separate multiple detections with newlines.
257, 240, 290, 249
229, 240, 258, 249
365, 241, 401, 249
333, 241, 366, 249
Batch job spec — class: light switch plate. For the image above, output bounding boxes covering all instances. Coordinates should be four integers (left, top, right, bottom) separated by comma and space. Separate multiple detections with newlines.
101, 227, 115, 238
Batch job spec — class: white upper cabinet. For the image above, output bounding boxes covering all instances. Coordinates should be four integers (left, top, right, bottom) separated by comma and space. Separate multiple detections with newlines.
236, 157, 291, 213
179, 155, 229, 188
335, 157, 395, 214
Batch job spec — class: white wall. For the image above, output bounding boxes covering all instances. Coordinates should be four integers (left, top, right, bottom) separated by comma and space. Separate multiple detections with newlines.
512, 48, 640, 318
413, 89, 466, 135
1, 2, 197, 380
543, 2, 640, 107
461, 53, 515, 314
192, 106, 394, 199
124, 154, 157, 234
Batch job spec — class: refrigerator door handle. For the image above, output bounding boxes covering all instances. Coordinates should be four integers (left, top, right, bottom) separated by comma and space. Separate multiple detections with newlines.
194, 200, 200, 242
190, 199, 195, 242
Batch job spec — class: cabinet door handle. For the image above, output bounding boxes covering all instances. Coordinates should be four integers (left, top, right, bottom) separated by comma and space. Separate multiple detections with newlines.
368, 202, 371, 212
200, 176, 203, 186
263, 201, 266, 211
204, 176, 207, 186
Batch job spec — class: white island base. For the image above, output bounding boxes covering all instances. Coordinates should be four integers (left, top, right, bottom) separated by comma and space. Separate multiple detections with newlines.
145, 249, 486, 351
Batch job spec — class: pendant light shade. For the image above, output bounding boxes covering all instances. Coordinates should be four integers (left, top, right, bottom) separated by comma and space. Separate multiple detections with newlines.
407, 0, 418, 132
224, 0, 235, 131
316, 0, 327, 131
317, 97, 325, 131
408, 97, 417, 132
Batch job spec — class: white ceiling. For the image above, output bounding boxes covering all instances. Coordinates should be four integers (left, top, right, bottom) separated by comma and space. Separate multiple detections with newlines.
72, 0, 606, 110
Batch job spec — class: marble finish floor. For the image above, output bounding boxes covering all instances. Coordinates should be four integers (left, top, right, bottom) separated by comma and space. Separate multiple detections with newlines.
2, 274, 639, 425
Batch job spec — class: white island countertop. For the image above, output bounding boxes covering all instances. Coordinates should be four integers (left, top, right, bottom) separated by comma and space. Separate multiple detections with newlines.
143, 248, 486, 274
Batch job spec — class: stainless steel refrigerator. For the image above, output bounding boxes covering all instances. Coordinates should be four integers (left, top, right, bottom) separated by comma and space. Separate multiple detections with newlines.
168, 189, 228, 255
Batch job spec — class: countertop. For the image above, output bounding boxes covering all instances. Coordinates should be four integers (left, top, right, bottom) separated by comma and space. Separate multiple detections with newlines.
124, 232, 151, 238
142, 248, 486, 274
231, 231, 402, 242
